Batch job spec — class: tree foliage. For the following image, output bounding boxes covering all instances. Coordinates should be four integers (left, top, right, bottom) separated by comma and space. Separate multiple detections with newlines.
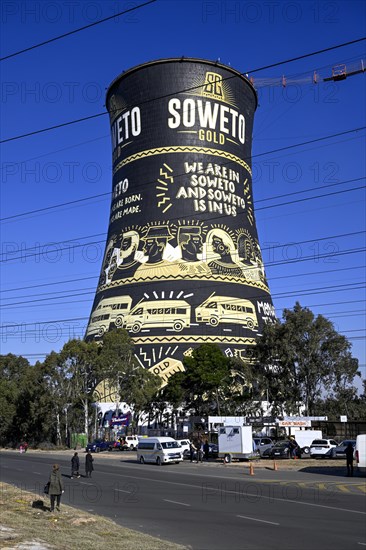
255, 302, 360, 415
164, 344, 232, 416
99, 330, 161, 429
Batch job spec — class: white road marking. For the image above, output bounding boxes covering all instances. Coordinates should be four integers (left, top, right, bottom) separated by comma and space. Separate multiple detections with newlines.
115, 488, 134, 493
163, 499, 190, 507
32, 471, 42, 475
237, 514, 280, 526
97, 469, 366, 516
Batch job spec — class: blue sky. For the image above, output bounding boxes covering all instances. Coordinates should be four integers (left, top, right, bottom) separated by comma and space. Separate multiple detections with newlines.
1, 0, 365, 390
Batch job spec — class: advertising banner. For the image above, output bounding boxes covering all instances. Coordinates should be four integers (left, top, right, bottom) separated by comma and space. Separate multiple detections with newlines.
85, 58, 275, 384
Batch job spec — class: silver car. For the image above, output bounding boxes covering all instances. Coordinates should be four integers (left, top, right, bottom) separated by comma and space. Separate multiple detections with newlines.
329, 439, 356, 459
253, 437, 274, 457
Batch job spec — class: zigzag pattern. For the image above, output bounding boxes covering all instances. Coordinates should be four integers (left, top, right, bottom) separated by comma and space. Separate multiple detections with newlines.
130, 336, 257, 345
99, 274, 270, 293
113, 146, 252, 175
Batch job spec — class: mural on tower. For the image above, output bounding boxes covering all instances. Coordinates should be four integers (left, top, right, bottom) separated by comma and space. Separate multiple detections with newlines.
85, 58, 276, 386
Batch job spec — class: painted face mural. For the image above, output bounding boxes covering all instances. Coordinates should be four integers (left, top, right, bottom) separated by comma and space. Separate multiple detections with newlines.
85, 58, 276, 386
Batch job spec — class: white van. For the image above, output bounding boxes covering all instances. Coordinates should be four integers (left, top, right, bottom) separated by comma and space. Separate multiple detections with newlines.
137, 437, 183, 465
124, 300, 191, 333
355, 434, 366, 474
86, 295, 132, 337
195, 294, 258, 330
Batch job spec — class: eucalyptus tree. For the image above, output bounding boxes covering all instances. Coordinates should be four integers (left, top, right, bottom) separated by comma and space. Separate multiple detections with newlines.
99, 329, 161, 430
255, 302, 360, 416
54, 338, 101, 439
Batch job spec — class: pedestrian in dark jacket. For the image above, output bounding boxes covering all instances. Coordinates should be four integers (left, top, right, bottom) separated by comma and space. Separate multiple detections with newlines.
203, 440, 210, 461
48, 464, 64, 512
85, 451, 94, 478
345, 442, 354, 477
71, 452, 80, 478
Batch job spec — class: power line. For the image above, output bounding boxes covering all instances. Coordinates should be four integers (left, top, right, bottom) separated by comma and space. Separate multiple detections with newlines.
256, 184, 365, 211
246, 38, 366, 75
0, 194, 110, 222
1, 37, 365, 144
1, 261, 364, 297
256, 177, 366, 203
3, 225, 365, 264
2, 174, 364, 224
1, 186, 365, 263
0, 0, 157, 61
270, 264, 366, 282
2, 272, 365, 309
2, 295, 366, 333
0, 275, 98, 294
1, 277, 364, 310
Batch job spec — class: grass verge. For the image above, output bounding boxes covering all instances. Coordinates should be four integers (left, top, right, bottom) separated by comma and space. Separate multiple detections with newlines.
0, 482, 188, 550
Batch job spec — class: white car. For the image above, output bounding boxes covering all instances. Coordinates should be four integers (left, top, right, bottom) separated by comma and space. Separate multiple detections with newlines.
310, 438, 338, 458
176, 439, 191, 458
124, 435, 140, 450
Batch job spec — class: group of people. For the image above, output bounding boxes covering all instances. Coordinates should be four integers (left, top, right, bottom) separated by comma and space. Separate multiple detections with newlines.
71, 451, 94, 478
46, 451, 95, 512
189, 439, 210, 463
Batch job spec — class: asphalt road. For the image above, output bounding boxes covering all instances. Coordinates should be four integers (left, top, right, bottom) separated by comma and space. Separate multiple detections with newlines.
1, 451, 365, 550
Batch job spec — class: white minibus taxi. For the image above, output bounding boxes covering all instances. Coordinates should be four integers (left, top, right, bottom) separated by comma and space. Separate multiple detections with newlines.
355, 434, 366, 474
124, 300, 191, 333
86, 296, 132, 337
195, 294, 258, 330
137, 437, 183, 465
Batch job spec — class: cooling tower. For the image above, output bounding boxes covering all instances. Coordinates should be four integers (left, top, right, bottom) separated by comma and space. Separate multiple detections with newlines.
85, 58, 275, 386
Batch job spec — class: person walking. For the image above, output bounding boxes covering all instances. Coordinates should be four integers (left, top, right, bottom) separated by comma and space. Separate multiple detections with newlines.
48, 464, 64, 512
289, 436, 300, 459
71, 452, 80, 478
196, 440, 204, 463
203, 440, 210, 461
85, 451, 94, 478
189, 442, 197, 463
345, 442, 354, 477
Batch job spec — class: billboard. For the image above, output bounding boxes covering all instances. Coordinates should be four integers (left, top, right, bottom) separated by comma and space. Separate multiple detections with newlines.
85, 58, 275, 385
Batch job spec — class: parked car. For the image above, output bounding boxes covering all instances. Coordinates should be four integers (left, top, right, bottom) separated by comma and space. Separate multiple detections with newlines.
329, 439, 356, 459
86, 439, 113, 453
124, 435, 140, 450
268, 441, 300, 459
177, 439, 191, 458
253, 437, 274, 457
208, 443, 219, 458
310, 438, 338, 458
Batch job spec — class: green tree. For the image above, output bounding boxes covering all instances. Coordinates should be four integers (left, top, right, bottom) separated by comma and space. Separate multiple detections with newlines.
43, 351, 75, 446
0, 355, 54, 445
55, 339, 101, 439
0, 354, 26, 444
99, 330, 161, 430
255, 302, 360, 415
165, 344, 232, 417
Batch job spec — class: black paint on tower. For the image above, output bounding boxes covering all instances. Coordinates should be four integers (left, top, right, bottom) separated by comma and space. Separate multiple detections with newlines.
85, 58, 275, 386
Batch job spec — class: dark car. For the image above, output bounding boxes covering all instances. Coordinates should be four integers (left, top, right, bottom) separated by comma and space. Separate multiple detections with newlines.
208, 443, 219, 458
329, 439, 356, 459
269, 441, 300, 459
86, 439, 113, 453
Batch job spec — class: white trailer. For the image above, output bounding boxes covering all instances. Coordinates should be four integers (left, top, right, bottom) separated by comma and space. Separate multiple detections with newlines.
218, 425, 256, 463
291, 429, 323, 454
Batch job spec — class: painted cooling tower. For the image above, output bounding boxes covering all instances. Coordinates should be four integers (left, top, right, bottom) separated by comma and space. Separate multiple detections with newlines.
85, 58, 275, 385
